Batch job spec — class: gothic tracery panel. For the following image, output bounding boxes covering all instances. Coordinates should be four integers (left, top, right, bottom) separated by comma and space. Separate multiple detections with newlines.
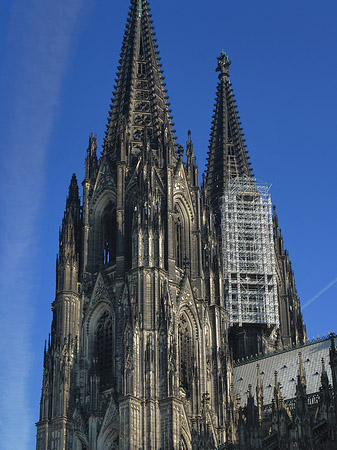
176, 216, 184, 269
95, 311, 113, 390
178, 313, 195, 395
102, 201, 116, 265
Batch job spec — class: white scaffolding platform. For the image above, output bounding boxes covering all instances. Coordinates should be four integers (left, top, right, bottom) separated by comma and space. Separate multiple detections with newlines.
221, 177, 279, 327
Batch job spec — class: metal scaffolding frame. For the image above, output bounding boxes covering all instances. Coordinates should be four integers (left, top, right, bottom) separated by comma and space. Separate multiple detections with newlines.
221, 177, 279, 327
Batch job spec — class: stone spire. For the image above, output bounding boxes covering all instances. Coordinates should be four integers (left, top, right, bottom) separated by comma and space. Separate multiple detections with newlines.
57, 174, 81, 292
206, 51, 251, 206
85, 133, 98, 182
55, 174, 81, 333
104, 0, 175, 162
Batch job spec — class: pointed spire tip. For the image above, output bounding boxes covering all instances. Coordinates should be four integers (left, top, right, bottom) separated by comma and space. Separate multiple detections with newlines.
216, 50, 231, 76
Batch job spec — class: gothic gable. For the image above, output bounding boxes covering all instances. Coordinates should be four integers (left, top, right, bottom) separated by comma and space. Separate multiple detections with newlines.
91, 156, 116, 205
72, 409, 89, 448
177, 275, 201, 340
180, 405, 192, 449
97, 396, 119, 449
173, 159, 194, 219
84, 273, 114, 334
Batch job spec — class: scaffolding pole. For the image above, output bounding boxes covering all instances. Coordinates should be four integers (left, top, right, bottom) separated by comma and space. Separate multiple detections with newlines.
221, 177, 279, 328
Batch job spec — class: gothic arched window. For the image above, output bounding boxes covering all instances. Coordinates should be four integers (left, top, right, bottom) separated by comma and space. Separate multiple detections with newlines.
102, 202, 116, 265
95, 311, 113, 390
180, 437, 189, 450
176, 216, 183, 269
178, 314, 194, 395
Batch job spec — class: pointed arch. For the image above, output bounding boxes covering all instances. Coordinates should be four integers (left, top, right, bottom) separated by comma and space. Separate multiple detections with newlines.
180, 434, 192, 450
74, 432, 89, 450
101, 201, 116, 265
174, 200, 191, 270
85, 300, 115, 392
97, 396, 119, 449
90, 192, 117, 270
95, 311, 113, 390
97, 427, 119, 450
178, 310, 195, 396
176, 215, 184, 268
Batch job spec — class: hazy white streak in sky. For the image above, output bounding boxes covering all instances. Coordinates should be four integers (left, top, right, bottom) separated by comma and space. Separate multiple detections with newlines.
302, 277, 337, 310
0, 0, 84, 448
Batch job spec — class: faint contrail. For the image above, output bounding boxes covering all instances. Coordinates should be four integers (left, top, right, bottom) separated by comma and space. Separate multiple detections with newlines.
302, 276, 337, 310
0, 0, 85, 449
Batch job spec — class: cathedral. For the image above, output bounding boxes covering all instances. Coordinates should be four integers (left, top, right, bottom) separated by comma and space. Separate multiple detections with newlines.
36, 1, 337, 448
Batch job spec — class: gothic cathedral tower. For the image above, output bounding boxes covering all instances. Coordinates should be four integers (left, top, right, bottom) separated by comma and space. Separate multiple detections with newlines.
36, 1, 305, 449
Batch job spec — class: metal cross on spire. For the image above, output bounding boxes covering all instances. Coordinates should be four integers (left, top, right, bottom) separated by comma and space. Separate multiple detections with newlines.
139, 0, 143, 18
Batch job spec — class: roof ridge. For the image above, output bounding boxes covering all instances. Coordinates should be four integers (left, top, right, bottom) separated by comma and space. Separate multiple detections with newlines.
233, 333, 335, 367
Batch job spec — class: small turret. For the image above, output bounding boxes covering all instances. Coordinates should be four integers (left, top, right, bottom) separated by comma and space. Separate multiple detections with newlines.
56, 174, 81, 293
53, 174, 82, 344
320, 357, 330, 396
85, 133, 98, 181
297, 351, 307, 393
294, 352, 313, 446
186, 130, 199, 188
273, 371, 282, 409
186, 130, 194, 179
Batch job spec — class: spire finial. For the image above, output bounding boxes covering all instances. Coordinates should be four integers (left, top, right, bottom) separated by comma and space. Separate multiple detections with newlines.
138, 0, 143, 18
257, 364, 262, 389
274, 370, 278, 387
322, 357, 327, 375
248, 384, 252, 398
298, 352, 307, 390
299, 352, 304, 378
216, 51, 231, 78
68, 173, 79, 203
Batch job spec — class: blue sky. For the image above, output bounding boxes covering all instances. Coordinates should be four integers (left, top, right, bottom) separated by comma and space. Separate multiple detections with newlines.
0, 0, 336, 448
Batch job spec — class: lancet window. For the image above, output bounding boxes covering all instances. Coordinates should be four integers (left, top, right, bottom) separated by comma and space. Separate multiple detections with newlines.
95, 311, 113, 390
178, 314, 194, 395
176, 216, 184, 269
102, 202, 116, 265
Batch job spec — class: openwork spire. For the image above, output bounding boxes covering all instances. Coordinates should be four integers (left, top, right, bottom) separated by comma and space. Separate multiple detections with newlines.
104, 0, 175, 159
206, 52, 252, 205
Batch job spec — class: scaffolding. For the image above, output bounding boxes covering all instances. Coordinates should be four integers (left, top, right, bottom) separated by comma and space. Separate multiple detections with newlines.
221, 177, 279, 328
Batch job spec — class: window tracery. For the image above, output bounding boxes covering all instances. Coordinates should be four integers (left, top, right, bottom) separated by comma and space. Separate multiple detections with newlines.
102, 202, 116, 265
176, 216, 183, 269
95, 311, 113, 390
178, 313, 194, 395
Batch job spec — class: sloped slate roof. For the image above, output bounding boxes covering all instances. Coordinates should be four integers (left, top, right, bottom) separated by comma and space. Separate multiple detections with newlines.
233, 338, 332, 405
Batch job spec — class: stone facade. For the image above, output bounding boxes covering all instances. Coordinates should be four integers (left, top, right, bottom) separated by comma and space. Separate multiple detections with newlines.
36, 1, 335, 449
